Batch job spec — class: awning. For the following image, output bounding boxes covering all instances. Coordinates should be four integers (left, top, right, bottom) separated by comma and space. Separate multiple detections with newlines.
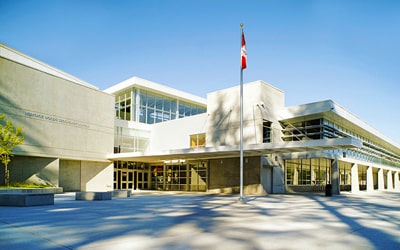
107, 137, 362, 163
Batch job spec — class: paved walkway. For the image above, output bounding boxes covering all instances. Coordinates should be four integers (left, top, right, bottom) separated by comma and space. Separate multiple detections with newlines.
0, 191, 399, 250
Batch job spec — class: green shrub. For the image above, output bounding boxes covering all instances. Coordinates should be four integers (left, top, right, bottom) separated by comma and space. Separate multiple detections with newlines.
0, 182, 52, 188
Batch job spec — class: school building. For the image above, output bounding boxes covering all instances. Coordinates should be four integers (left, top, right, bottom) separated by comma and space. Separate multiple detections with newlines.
1, 43, 399, 195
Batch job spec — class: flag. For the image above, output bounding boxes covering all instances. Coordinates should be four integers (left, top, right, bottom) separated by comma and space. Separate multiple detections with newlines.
241, 31, 247, 70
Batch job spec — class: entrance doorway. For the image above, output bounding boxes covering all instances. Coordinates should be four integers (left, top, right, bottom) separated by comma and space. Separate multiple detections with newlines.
114, 161, 150, 190
114, 169, 134, 190
114, 161, 208, 192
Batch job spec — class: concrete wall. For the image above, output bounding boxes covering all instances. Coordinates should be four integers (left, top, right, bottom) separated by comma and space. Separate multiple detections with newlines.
0, 56, 114, 161
80, 161, 113, 192
3, 156, 59, 186
0, 45, 115, 191
206, 81, 285, 147
59, 160, 81, 191
59, 160, 113, 192
149, 113, 208, 151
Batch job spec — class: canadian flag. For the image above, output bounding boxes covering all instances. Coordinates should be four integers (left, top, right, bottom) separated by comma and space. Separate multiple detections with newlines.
241, 31, 247, 70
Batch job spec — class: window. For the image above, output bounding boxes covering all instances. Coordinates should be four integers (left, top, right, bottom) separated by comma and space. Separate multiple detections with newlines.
115, 88, 205, 124
339, 161, 352, 185
263, 120, 272, 143
114, 126, 150, 153
190, 133, 206, 148
286, 158, 331, 186
115, 90, 132, 121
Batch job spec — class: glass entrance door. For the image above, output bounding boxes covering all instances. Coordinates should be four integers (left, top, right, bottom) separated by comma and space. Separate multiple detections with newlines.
115, 169, 134, 190
134, 170, 149, 190
114, 161, 150, 190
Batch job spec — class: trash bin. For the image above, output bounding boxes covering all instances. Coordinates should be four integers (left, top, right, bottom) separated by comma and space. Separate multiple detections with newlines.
325, 184, 332, 196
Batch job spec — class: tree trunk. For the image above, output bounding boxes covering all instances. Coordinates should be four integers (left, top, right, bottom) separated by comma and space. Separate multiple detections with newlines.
4, 162, 9, 186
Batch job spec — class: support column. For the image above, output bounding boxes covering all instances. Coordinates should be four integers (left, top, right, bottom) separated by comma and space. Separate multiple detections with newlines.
378, 168, 385, 190
331, 159, 340, 195
394, 171, 400, 191
367, 166, 374, 192
387, 170, 393, 190
351, 163, 359, 193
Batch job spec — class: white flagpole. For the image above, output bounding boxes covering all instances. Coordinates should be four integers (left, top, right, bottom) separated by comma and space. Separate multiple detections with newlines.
238, 23, 245, 203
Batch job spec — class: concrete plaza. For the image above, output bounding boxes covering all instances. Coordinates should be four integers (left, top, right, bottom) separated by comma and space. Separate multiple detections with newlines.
0, 191, 399, 250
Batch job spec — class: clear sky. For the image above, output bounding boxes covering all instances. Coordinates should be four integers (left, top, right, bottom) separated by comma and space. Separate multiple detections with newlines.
1, 0, 399, 144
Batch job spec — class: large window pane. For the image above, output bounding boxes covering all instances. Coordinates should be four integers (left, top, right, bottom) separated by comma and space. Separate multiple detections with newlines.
163, 99, 171, 113
147, 95, 155, 108
139, 107, 146, 123
140, 92, 147, 106
156, 96, 163, 111
147, 108, 154, 124
171, 101, 177, 114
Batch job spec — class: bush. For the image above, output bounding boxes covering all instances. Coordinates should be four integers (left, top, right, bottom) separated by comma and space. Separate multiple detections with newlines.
0, 182, 52, 188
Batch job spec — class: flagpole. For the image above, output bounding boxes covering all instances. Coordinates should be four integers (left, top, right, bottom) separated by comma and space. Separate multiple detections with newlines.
238, 23, 245, 204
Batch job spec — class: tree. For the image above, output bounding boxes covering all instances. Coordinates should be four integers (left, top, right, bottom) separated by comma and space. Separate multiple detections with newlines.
0, 114, 24, 186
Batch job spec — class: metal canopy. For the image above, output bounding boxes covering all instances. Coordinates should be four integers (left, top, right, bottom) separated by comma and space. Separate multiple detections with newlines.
107, 137, 362, 163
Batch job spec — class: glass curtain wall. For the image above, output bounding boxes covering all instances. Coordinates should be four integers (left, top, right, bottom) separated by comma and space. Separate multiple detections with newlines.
339, 161, 352, 191
281, 118, 400, 168
115, 88, 206, 124
114, 127, 150, 153
138, 90, 206, 124
139, 91, 178, 124
358, 165, 367, 190
339, 161, 352, 185
286, 158, 331, 186
150, 162, 208, 191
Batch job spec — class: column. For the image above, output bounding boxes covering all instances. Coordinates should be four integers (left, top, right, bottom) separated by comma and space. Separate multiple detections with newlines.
135, 89, 140, 122
351, 163, 359, 193
293, 166, 298, 185
387, 170, 393, 190
394, 171, 400, 191
331, 159, 340, 195
378, 168, 385, 190
367, 166, 374, 192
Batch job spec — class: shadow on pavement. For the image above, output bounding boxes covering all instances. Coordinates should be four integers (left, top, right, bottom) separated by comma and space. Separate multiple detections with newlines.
0, 192, 399, 249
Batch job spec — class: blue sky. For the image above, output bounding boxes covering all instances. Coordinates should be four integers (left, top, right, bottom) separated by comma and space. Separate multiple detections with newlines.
1, 0, 400, 144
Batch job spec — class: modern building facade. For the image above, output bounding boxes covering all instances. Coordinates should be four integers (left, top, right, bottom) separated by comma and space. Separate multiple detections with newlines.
1, 43, 400, 194
106, 77, 400, 195
0, 43, 115, 191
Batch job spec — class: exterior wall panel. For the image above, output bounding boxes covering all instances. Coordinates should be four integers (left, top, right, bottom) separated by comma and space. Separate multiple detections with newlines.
0, 57, 114, 161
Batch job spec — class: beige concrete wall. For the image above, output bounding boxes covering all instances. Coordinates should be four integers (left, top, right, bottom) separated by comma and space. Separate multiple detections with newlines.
0, 57, 114, 161
80, 161, 113, 192
149, 113, 208, 151
5, 156, 59, 186
59, 160, 81, 191
206, 81, 284, 147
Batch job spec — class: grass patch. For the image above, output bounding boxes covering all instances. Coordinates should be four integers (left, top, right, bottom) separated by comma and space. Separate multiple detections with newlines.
0, 182, 53, 188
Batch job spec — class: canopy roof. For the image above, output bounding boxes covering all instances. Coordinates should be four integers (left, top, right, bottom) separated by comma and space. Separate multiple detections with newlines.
108, 137, 362, 163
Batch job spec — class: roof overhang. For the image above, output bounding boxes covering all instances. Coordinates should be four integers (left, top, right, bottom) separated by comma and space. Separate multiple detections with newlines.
107, 137, 362, 163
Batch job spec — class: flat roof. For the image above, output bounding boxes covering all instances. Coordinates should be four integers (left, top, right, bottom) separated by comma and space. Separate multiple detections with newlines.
108, 137, 362, 163
280, 100, 400, 153
0, 43, 98, 90
103, 76, 207, 106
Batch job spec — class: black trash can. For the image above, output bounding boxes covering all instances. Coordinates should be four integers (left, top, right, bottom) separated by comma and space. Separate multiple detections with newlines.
325, 184, 332, 196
